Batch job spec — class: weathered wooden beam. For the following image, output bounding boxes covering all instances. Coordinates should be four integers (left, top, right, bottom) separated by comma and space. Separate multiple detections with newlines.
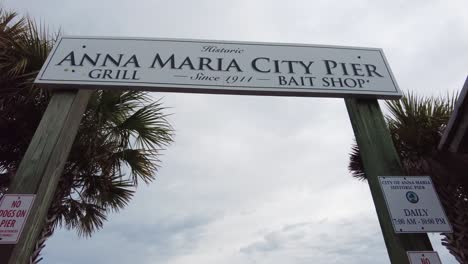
345, 98, 433, 264
0, 89, 91, 264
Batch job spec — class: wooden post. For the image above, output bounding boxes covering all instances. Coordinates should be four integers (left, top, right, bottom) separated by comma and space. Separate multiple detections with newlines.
345, 98, 433, 263
0, 89, 91, 264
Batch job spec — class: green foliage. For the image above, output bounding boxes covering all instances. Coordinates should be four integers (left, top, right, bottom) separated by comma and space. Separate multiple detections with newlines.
386, 93, 456, 164
0, 7, 174, 244
54, 90, 173, 236
349, 92, 457, 179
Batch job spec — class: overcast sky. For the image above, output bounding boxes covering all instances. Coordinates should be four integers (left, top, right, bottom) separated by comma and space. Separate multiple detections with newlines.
4, 0, 468, 263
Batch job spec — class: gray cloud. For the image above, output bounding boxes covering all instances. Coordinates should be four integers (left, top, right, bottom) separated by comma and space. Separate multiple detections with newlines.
240, 217, 388, 264
45, 212, 214, 264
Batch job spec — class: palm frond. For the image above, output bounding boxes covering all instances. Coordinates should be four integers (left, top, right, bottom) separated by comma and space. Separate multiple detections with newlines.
115, 149, 159, 184
58, 198, 107, 237
109, 97, 173, 150
349, 91, 458, 178
348, 142, 366, 180
75, 203, 107, 237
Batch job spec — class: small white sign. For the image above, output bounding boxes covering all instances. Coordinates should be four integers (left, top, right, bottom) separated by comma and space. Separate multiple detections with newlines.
0, 194, 35, 244
35, 36, 402, 99
407, 251, 442, 264
379, 176, 452, 233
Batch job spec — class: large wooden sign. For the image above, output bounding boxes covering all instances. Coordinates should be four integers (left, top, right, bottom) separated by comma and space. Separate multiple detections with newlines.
35, 36, 402, 99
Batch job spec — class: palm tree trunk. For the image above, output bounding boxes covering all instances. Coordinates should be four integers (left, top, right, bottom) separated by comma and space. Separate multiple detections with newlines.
29, 176, 72, 264
30, 214, 56, 264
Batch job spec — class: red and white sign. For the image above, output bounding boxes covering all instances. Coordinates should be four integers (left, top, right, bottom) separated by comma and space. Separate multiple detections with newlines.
407, 251, 442, 264
0, 194, 35, 244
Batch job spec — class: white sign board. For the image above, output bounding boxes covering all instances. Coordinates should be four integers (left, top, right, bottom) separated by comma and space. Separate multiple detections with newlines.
0, 194, 35, 244
407, 251, 442, 264
379, 176, 452, 233
35, 36, 402, 99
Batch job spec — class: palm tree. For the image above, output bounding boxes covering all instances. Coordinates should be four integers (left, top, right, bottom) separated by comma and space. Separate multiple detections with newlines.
349, 93, 468, 263
0, 9, 174, 263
